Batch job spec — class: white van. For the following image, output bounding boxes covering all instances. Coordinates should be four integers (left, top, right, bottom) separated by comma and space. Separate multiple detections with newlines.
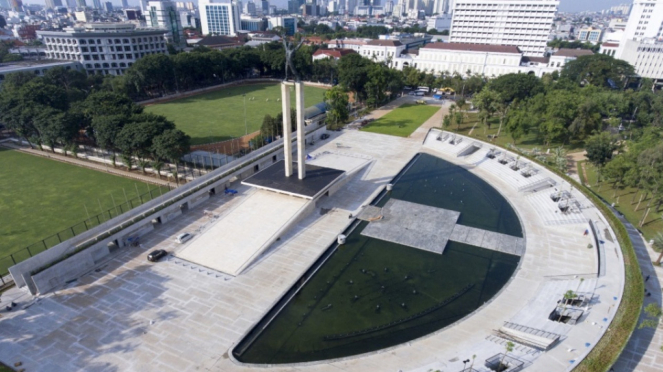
175, 233, 193, 244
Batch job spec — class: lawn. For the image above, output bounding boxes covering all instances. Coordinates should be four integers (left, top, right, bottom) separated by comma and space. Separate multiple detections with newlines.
361, 104, 439, 137
144, 83, 328, 145
0, 149, 167, 275
579, 161, 663, 241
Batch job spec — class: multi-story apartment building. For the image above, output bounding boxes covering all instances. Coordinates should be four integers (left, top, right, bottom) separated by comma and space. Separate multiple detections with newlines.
577, 27, 603, 44
38, 23, 169, 76
449, 0, 559, 57
199, 0, 241, 36
145, 0, 185, 47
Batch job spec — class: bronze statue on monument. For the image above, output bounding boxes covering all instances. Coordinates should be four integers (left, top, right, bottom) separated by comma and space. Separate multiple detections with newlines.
282, 36, 305, 82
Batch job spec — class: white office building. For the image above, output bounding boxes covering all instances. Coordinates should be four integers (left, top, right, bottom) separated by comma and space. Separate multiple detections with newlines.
38, 23, 169, 76
611, 0, 663, 81
145, 0, 185, 47
392, 42, 584, 77
622, 0, 663, 41
200, 0, 241, 36
449, 0, 559, 57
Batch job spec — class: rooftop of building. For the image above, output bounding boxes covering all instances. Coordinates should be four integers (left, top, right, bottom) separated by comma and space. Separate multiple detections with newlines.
0, 59, 77, 73
366, 39, 403, 47
196, 35, 245, 47
313, 48, 357, 58
423, 42, 522, 54
553, 48, 595, 57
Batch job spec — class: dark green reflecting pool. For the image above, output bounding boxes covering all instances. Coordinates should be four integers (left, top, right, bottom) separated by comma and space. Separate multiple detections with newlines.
233, 153, 522, 364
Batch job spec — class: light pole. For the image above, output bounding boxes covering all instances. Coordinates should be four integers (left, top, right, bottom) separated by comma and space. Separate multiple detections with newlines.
243, 94, 248, 136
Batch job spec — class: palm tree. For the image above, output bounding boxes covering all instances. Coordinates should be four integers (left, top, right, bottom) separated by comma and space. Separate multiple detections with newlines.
653, 232, 663, 265
152, 160, 164, 180
499, 342, 515, 371
121, 153, 134, 171
138, 159, 150, 175
559, 290, 577, 322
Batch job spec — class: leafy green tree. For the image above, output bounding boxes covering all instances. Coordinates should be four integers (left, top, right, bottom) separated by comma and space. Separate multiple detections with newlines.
152, 129, 191, 164
561, 54, 635, 88
653, 232, 663, 266
338, 53, 370, 102
324, 85, 349, 130
505, 108, 531, 144
585, 132, 619, 183
487, 73, 544, 104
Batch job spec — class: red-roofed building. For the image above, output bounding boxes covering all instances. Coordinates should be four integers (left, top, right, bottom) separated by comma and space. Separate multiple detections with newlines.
312, 48, 357, 61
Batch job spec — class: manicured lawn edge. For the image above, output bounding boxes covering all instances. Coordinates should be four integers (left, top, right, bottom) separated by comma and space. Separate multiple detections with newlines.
496, 144, 642, 371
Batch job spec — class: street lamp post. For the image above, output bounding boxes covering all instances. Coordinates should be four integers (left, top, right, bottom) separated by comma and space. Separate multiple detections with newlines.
243, 94, 248, 136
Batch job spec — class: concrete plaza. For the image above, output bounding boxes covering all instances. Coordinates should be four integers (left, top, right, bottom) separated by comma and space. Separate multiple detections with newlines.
0, 114, 627, 372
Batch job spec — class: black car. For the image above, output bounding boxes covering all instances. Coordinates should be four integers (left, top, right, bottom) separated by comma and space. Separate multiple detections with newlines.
320, 133, 330, 140
147, 249, 168, 262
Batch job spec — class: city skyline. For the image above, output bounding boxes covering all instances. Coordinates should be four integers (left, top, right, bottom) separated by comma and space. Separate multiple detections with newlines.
16, 0, 637, 13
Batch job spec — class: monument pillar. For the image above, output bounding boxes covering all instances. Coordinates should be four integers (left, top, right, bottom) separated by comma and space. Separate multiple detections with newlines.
295, 82, 306, 180
281, 82, 293, 177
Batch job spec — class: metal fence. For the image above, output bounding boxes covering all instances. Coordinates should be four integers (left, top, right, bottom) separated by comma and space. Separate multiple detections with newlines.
0, 185, 170, 286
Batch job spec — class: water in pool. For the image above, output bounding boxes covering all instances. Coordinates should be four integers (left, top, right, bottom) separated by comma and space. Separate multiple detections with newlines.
233, 153, 522, 364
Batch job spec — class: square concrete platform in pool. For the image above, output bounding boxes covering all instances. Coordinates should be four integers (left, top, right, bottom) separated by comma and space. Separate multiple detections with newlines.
361, 199, 459, 254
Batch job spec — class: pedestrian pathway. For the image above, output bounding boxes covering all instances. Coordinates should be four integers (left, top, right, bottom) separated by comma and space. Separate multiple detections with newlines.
0, 141, 174, 187
612, 208, 663, 372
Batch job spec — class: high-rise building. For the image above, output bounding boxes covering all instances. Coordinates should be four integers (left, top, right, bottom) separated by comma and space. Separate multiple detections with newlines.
287, 0, 299, 13
449, 0, 559, 57
199, 0, 240, 36
431, 0, 448, 14
104, 1, 113, 11
66, 0, 77, 8
9, 0, 22, 11
245, 0, 256, 15
93, 0, 102, 9
122, 0, 129, 8
146, 0, 186, 46
0, 0, 9, 9
260, 0, 268, 14
622, 0, 663, 42
45, 0, 63, 9
76, 0, 87, 8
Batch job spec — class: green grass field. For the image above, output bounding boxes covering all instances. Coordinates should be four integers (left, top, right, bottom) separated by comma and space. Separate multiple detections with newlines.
144, 83, 328, 145
0, 149, 166, 274
361, 104, 439, 137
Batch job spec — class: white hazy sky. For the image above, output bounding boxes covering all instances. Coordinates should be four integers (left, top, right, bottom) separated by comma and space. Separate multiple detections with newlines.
21, 0, 633, 14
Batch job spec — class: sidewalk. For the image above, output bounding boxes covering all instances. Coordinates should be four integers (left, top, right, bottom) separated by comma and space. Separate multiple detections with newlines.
612, 209, 663, 372
0, 142, 174, 187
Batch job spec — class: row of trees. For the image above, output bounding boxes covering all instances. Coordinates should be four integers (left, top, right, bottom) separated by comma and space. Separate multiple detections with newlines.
0, 68, 190, 174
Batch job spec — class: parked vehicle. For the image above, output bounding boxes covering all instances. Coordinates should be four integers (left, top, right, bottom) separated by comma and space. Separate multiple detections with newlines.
147, 249, 168, 262
320, 133, 330, 140
415, 91, 425, 96
175, 232, 193, 244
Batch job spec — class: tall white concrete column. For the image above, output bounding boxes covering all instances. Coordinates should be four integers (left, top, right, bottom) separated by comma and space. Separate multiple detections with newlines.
295, 82, 306, 180
281, 82, 293, 177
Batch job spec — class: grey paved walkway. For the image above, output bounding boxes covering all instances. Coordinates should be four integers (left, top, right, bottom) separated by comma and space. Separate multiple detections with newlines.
612, 210, 663, 372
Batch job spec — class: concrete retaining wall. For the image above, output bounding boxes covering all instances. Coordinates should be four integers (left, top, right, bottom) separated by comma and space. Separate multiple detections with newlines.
11, 124, 328, 295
